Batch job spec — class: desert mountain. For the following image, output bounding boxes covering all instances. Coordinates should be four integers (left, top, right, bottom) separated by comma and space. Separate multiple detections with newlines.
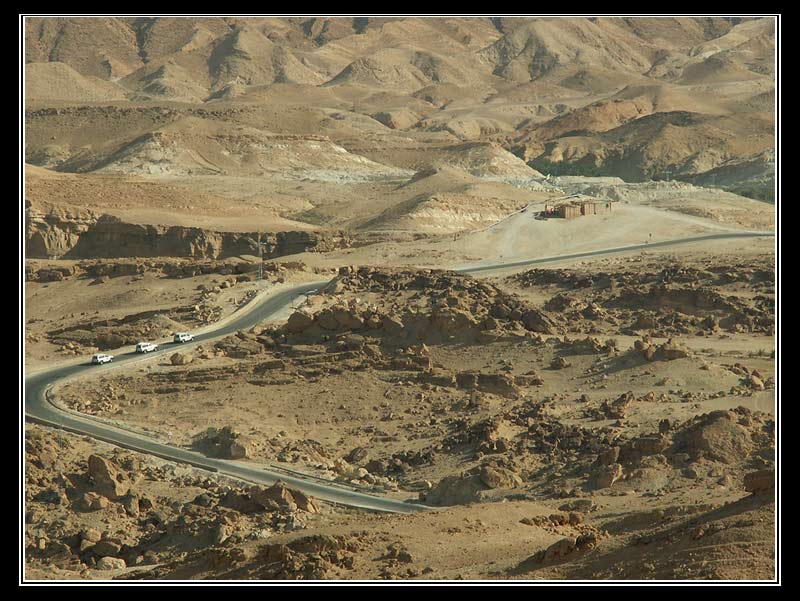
25, 16, 775, 202
26, 62, 128, 103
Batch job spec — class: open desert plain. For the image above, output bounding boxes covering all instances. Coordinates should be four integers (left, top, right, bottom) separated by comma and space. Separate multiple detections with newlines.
22, 15, 778, 582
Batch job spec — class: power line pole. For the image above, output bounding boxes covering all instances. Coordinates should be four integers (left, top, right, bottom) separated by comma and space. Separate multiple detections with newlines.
257, 232, 263, 281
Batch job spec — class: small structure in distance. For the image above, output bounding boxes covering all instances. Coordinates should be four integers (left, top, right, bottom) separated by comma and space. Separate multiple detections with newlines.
544, 200, 614, 220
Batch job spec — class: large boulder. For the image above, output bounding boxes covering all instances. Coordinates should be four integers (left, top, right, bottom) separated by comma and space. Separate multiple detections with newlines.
432, 309, 478, 337
479, 465, 523, 489
521, 309, 557, 334
95, 557, 126, 571
196, 426, 252, 459
87, 455, 130, 500
93, 539, 122, 557
542, 537, 577, 563
744, 469, 774, 495
330, 305, 364, 330
286, 311, 314, 333
425, 474, 487, 506
655, 338, 691, 360
593, 463, 623, 489
74, 492, 110, 512
250, 482, 298, 512
381, 315, 404, 335
672, 410, 754, 464
170, 352, 193, 365
227, 439, 250, 460
290, 488, 321, 514
601, 391, 633, 419
316, 308, 341, 331
251, 482, 321, 513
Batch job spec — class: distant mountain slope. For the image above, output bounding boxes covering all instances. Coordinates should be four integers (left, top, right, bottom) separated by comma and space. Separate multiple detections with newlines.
26, 62, 128, 102
24, 16, 775, 196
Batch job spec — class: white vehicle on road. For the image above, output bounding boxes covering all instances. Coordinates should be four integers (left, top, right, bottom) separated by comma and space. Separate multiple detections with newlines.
135, 342, 159, 354
91, 353, 114, 365
173, 332, 194, 343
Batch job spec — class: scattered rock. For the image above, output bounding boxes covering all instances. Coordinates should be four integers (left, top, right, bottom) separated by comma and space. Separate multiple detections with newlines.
744, 469, 774, 495
170, 352, 193, 366
559, 499, 596, 513
194, 426, 252, 459
95, 557, 126, 571
479, 465, 522, 489
593, 463, 623, 489
93, 539, 122, 557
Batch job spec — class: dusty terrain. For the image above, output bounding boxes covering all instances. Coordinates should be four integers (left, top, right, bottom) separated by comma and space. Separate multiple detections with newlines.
26, 417, 774, 580
24, 16, 777, 582
28, 244, 776, 581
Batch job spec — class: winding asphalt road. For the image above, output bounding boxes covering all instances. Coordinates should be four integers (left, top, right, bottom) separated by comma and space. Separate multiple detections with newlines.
24, 230, 774, 514
24, 283, 432, 514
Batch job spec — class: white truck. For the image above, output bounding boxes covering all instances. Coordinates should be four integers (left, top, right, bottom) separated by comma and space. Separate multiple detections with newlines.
173, 332, 194, 343
91, 353, 114, 365
135, 342, 159, 354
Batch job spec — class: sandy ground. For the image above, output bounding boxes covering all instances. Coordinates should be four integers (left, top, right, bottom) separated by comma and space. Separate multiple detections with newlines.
275, 200, 774, 274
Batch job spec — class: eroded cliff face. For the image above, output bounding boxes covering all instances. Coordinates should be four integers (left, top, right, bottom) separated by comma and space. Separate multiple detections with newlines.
64, 215, 259, 259
26, 207, 352, 260
26, 203, 99, 258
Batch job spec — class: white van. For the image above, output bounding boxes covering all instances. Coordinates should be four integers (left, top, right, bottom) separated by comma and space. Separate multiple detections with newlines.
135, 342, 159, 353
91, 353, 114, 364
173, 332, 194, 343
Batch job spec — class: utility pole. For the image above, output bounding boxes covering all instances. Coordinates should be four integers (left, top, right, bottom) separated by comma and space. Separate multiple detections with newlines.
257, 232, 263, 281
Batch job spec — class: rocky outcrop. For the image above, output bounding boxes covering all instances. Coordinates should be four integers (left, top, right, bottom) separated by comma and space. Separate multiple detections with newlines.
250, 482, 320, 514
511, 257, 774, 336
26, 203, 99, 258
535, 532, 600, 565
743, 469, 774, 495
268, 231, 351, 257
283, 267, 561, 345
87, 455, 130, 500
170, 352, 193, 366
593, 463, 623, 489
257, 534, 363, 579
424, 473, 488, 506
635, 337, 692, 362
25, 425, 331, 578
65, 215, 259, 259
425, 463, 522, 506
193, 426, 252, 459
479, 465, 523, 489
671, 410, 754, 464
96, 556, 127, 571
26, 256, 304, 283
26, 207, 352, 259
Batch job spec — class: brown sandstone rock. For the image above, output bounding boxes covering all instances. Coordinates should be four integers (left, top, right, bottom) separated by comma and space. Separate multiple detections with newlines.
479, 465, 523, 489
87, 455, 130, 500
744, 469, 774, 495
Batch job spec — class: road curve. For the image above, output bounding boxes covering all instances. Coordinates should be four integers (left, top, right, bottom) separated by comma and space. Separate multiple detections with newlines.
26, 282, 430, 514
25, 230, 774, 513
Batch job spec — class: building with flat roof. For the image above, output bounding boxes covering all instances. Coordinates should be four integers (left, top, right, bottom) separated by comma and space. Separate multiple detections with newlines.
552, 200, 613, 220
